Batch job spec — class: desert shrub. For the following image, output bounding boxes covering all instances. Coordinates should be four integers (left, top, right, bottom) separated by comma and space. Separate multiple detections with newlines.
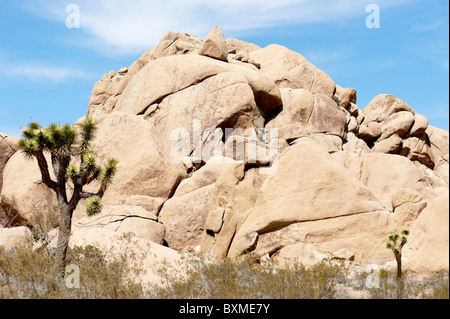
153, 257, 348, 299
417, 271, 449, 299
1, 241, 447, 299
0, 244, 144, 299
356, 268, 449, 299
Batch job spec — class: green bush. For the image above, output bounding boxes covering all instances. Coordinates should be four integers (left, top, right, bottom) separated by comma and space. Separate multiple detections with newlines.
153, 257, 348, 299
1, 243, 448, 299
355, 268, 449, 299
0, 244, 143, 299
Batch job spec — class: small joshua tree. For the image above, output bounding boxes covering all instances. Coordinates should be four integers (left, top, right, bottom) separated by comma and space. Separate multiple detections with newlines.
18, 119, 117, 271
386, 228, 410, 279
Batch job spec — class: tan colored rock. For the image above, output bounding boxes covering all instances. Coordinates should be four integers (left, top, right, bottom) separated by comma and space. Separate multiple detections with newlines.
409, 114, 429, 137
348, 102, 360, 117
73, 205, 164, 244
291, 134, 343, 153
249, 44, 335, 97
234, 49, 250, 63
159, 157, 242, 251
226, 38, 261, 54
226, 140, 388, 258
86, 70, 130, 123
87, 112, 186, 213
127, 31, 202, 77
372, 134, 403, 154
391, 188, 427, 230
434, 153, 449, 185
1, 152, 57, 221
223, 135, 277, 165
69, 227, 188, 288
400, 136, 434, 169
115, 55, 232, 116
115, 53, 282, 122
266, 88, 347, 141
332, 151, 442, 211
0, 133, 18, 193
0, 226, 32, 248
343, 132, 371, 153
225, 63, 282, 114
426, 125, 449, 156
379, 111, 415, 140
347, 116, 359, 133
204, 207, 225, 234
425, 125, 449, 182
403, 187, 449, 274
159, 185, 213, 250
362, 94, 414, 124
358, 124, 374, 143
198, 26, 228, 61
147, 72, 258, 157
200, 162, 246, 258
259, 210, 393, 266
335, 85, 357, 108
359, 122, 382, 143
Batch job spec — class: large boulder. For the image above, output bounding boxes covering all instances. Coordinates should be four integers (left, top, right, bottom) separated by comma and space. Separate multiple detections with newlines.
403, 187, 449, 275
249, 44, 336, 97
426, 125, 449, 183
334, 85, 357, 108
0, 133, 18, 193
73, 205, 165, 244
2, 28, 449, 278
361, 94, 414, 124
265, 88, 347, 142
0, 226, 32, 249
69, 227, 188, 288
379, 111, 415, 140
86, 69, 130, 123
146, 71, 258, 153
1, 151, 57, 221
76, 112, 186, 216
198, 26, 228, 61
201, 140, 392, 264
112, 54, 281, 122
114, 55, 231, 116
332, 151, 447, 211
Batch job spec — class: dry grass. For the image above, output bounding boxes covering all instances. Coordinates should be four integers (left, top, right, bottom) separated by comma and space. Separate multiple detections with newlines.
0, 235, 447, 299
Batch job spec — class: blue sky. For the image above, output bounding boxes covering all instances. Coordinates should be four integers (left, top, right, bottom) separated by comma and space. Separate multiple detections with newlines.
0, 0, 448, 138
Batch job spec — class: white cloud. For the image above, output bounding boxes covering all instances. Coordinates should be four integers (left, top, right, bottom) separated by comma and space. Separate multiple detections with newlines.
21, 0, 409, 56
0, 61, 89, 82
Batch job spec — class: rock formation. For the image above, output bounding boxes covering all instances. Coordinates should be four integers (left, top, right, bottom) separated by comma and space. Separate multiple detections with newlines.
1, 26, 448, 277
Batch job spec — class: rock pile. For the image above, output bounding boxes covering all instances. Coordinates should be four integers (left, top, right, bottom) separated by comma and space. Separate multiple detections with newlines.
1, 26, 448, 277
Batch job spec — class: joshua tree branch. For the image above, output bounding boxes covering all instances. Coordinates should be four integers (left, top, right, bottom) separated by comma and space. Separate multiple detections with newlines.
35, 150, 57, 191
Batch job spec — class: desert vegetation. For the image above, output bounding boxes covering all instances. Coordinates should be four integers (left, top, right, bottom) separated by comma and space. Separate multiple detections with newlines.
0, 241, 447, 299
17, 119, 117, 271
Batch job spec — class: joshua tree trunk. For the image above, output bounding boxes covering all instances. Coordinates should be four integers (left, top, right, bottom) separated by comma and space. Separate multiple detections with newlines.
55, 204, 74, 273
395, 253, 402, 279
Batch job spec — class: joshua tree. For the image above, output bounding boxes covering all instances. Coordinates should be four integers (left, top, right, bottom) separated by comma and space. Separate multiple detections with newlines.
386, 228, 410, 279
18, 119, 117, 271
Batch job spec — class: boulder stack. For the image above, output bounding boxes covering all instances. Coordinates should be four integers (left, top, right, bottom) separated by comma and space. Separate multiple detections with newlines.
1, 27, 448, 277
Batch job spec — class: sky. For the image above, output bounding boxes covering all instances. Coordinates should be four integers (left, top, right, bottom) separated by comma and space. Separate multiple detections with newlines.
0, 0, 448, 138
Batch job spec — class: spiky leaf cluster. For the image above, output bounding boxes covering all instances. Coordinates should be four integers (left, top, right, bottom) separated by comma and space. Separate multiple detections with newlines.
86, 196, 103, 216
386, 228, 409, 256
18, 119, 118, 217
